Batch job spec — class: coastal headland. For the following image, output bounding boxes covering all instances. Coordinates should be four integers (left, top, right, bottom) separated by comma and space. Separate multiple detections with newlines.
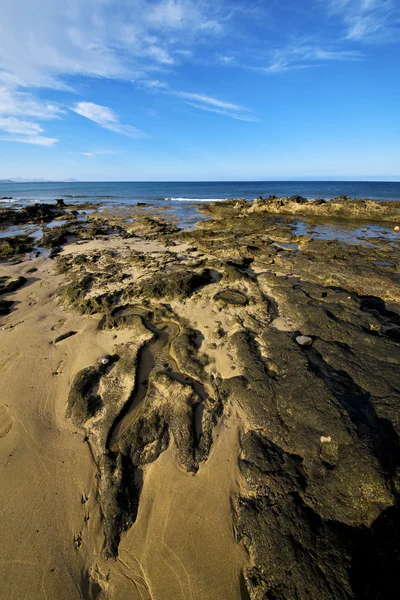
1, 195, 400, 599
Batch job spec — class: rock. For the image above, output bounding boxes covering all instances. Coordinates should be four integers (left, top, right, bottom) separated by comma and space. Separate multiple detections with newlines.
0, 202, 65, 227
54, 194, 400, 593
214, 289, 248, 306
295, 335, 313, 346
0, 276, 27, 296
54, 331, 77, 344
287, 195, 308, 204
0, 299, 13, 315
130, 268, 217, 301
0, 236, 35, 257
120, 372, 201, 473
66, 365, 105, 426
98, 355, 114, 365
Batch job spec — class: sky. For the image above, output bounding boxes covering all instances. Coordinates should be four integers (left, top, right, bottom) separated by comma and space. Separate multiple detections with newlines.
0, 0, 399, 181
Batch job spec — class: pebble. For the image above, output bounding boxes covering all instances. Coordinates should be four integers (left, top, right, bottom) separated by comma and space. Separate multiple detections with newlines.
296, 335, 313, 347
394, 225, 400, 232
98, 355, 112, 365
320, 436, 332, 443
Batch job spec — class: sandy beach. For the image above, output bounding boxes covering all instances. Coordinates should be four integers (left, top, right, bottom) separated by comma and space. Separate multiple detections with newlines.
1, 196, 400, 599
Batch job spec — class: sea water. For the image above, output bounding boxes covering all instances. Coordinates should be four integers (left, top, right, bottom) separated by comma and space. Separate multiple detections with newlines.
1, 181, 400, 208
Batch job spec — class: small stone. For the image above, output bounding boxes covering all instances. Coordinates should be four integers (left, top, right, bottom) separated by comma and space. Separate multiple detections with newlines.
296, 335, 313, 347
98, 355, 111, 365
394, 225, 400, 232
320, 436, 332, 443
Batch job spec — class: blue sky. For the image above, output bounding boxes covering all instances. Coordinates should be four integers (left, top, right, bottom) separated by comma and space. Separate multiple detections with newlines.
0, 0, 399, 181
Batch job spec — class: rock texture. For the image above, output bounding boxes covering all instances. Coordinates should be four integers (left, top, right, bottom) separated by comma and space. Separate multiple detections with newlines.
45, 203, 400, 597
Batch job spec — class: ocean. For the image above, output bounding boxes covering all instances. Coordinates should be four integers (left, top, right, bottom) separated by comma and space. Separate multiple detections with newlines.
2, 180, 400, 239
1, 181, 400, 208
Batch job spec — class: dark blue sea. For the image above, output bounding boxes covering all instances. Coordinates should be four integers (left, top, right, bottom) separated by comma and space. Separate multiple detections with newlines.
1, 181, 400, 208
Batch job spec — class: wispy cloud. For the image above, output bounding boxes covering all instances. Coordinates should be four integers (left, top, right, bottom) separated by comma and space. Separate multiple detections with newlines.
71, 102, 145, 137
185, 101, 258, 122
327, 0, 400, 41
0, 86, 61, 144
146, 0, 222, 33
0, 0, 229, 145
174, 91, 245, 112
0, 116, 43, 136
70, 150, 116, 158
0, 135, 58, 146
137, 79, 169, 90
0, 0, 224, 90
0, 86, 63, 119
134, 81, 256, 121
262, 44, 362, 73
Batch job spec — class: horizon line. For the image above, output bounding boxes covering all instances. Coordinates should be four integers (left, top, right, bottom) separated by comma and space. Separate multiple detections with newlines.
1, 178, 400, 183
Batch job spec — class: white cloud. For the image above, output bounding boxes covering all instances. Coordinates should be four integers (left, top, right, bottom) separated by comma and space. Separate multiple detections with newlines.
0, 0, 224, 90
0, 134, 58, 146
217, 55, 235, 65
0, 0, 228, 146
327, 0, 400, 41
145, 45, 175, 65
70, 150, 116, 158
174, 91, 245, 112
185, 102, 258, 122
132, 81, 256, 121
146, 0, 222, 32
71, 102, 145, 137
0, 86, 63, 119
138, 79, 168, 89
262, 44, 362, 74
0, 98, 60, 145
0, 116, 43, 136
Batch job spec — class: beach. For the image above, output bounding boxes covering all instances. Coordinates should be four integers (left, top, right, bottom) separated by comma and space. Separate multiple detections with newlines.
1, 194, 400, 599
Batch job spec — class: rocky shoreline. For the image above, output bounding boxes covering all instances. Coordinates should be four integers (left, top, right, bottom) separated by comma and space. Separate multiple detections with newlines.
1, 197, 400, 599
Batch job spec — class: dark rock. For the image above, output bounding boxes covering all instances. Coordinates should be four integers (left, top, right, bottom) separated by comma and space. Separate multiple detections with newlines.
288, 195, 308, 204
54, 330, 77, 343
66, 365, 106, 426
0, 276, 27, 295
130, 268, 217, 301
0, 236, 34, 257
217, 321, 400, 599
41, 228, 70, 249
214, 289, 248, 305
0, 202, 65, 227
0, 299, 13, 315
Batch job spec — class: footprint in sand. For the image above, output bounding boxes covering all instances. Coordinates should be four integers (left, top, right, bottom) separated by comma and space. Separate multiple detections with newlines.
0, 405, 13, 439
